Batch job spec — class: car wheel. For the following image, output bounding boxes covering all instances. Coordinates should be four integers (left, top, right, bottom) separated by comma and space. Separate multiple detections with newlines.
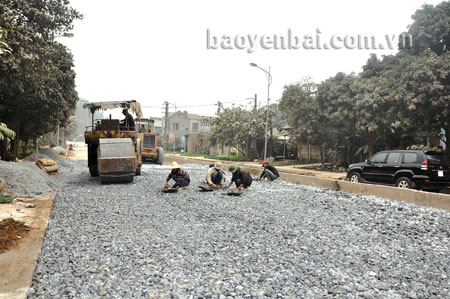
349, 172, 361, 183
395, 177, 412, 189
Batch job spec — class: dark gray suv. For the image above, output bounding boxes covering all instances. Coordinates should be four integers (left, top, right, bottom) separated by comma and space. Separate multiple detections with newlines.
346, 150, 450, 191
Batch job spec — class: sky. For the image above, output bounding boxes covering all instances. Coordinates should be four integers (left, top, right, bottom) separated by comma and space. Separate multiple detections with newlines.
59, 0, 445, 119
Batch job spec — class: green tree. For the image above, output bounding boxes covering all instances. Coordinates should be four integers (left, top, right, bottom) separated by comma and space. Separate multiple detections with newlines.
0, 26, 11, 56
316, 73, 364, 162
0, 0, 81, 159
279, 78, 330, 164
208, 106, 266, 159
384, 51, 450, 151
399, 1, 450, 56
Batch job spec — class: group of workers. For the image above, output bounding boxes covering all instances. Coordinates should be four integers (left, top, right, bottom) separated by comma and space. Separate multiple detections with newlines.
120, 108, 281, 191
164, 160, 280, 191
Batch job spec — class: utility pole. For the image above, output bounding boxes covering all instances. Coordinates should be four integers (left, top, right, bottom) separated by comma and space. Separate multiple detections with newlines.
56, 124, 60, 146
253, 94, 258, 160
164, 101, 169, 150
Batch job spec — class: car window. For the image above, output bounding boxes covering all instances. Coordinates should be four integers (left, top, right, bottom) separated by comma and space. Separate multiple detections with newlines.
402, 152, 419, 164
386, 152, 401, 164
427, 154, 448, 166
370, 152, 388, 163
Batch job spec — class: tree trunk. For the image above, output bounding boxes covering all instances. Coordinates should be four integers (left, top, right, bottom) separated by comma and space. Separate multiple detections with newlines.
445, 123, 450, 162
21, 140, 28, 157
0, 140, 5, 161
319, 143, 325, 166
307, 141, 311, 163
13, 119, 20, 160
245, 136, 251, 161
367, 131, 376, 157
344, 137, 350, 166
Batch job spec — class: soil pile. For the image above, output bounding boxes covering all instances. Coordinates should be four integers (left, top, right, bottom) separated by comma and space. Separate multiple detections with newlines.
0, 218, 30, 253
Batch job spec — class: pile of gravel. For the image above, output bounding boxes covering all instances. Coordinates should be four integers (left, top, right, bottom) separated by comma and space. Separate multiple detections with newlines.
28, 162, 450, 298
52, 146, 67, 154
38, 147, 74, 171
0, 160, 59, 196
23, 152, 51, 162
38, 148, 64, 162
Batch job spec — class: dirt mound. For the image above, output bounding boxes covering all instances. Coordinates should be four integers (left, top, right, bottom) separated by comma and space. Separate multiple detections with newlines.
0, 218, 30, 253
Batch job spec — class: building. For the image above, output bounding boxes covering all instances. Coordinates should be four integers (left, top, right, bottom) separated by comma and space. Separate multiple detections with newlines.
163, 111, 212, 151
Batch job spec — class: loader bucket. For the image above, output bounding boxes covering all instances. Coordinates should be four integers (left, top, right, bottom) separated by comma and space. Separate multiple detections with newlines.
98, 138, 136, 184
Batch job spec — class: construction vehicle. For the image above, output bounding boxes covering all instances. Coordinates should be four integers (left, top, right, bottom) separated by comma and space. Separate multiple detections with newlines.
136, 118, 164, 165
83, 100, 143, 184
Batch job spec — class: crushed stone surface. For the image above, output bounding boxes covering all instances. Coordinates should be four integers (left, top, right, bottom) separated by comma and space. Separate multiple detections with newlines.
28, 161, 450, 298
38, 148, 65, 163
0, 160, 58, 196
23, 153, 50, 162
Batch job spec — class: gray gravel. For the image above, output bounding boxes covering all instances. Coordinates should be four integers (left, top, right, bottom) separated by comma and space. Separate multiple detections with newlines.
0, 160, 58, 196
39, 148, 65, 164
28, 161, 450, 298
24, 152, 51, 162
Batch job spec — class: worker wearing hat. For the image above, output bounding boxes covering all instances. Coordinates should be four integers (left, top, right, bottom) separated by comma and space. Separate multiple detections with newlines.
205, 161, 225, 189
165, 161, 190, 189
226, 165, 252, 190
120, 108, 135, 131
259, 161, 279, 181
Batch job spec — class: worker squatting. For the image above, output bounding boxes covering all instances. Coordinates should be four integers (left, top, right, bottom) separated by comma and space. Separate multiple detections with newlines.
164, 160, 280, 192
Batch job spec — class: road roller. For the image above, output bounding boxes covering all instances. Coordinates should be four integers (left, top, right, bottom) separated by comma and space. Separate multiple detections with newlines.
83, 100, 143, 184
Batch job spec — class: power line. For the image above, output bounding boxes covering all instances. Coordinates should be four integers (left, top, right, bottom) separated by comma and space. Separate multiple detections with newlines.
141, 98, 253, 109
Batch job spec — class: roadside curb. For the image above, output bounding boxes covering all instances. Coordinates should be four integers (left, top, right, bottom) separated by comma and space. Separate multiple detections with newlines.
165, 155, 450, 211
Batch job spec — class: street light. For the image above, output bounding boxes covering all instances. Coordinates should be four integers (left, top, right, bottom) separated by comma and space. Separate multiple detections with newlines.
250, 62, 272, 161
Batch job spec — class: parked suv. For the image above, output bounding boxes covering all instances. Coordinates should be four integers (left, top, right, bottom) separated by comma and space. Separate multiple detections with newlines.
346, 150, 450, 191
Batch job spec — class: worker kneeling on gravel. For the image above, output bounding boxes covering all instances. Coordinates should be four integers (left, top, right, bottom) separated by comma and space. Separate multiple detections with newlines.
165, 161, 190, 189
206, 161, 225, 189
258, 161, 279, 181
227, 165, 252, 190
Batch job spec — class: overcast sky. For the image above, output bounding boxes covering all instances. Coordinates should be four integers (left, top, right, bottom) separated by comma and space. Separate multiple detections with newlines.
60, 0, 444, 119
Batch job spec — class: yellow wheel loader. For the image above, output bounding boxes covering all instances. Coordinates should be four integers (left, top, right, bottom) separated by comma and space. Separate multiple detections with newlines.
83, 100, 143, 184
136, 118, 164, 165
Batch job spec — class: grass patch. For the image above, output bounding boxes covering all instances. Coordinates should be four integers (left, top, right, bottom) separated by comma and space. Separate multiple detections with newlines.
181, 153, 245, 161
204, 154, 245, 161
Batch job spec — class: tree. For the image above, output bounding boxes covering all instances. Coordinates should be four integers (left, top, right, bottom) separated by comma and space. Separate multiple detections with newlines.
0, 123, 15, 141
399, 1, 450, 56
0, 26, 11, 56
208, 106, 266, 159
279, 78, 330, 164
316, 73, 363, 162
0, 0, 81, 159
384, 51, 450, 152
